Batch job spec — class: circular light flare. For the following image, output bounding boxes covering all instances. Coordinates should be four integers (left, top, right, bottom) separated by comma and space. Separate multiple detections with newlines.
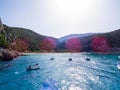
40, 37, 56, 51
91, 36, 111, 53
66, 38, 82, 52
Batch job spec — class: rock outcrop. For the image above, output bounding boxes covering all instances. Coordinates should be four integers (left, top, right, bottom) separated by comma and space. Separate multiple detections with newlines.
0, 48, 20, 61
0, 18, 3, 31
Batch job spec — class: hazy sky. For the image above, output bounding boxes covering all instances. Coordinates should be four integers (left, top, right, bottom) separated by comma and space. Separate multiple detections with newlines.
0, 0, 120, 38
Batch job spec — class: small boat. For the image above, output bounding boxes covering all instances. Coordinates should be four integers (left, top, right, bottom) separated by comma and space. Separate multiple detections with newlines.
118, 56, 120, 59
26, 64, 40, 71
68, 58, 72, 61
26, 67, 40, 71
50, 57, 55, 60
117, 63, 120, 70
85, 57, 90, 61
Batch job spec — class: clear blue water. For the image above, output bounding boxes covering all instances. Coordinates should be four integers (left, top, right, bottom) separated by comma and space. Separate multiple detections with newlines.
0, 53, 120, 90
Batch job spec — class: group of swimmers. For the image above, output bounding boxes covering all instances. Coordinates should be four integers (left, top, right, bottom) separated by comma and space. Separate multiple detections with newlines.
27, 64, 40, 70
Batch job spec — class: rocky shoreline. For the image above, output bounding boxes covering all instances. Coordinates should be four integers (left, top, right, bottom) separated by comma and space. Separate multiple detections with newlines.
1, 48, 120, 61
0, 48, 22, 61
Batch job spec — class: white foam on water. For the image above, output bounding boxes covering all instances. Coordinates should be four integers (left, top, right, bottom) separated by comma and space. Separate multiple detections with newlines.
14, 72, 19, 75
68, 84, 83, 90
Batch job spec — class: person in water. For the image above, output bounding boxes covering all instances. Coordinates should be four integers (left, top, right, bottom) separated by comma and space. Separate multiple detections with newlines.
28, 66, 31, 69
34, 64, 39, 68
27, 64, 39, 69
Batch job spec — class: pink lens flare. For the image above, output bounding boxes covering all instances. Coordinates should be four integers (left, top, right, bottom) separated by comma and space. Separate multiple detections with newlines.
91, 36, 111, 53
66, 38, 82, 52
40, 37, 56, 51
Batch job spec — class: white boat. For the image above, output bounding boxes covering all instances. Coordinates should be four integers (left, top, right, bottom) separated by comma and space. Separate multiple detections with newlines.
117, 63, 120, 70
118, 56, 120, 59
26, 67, 40, 71
26, 64, 40, 71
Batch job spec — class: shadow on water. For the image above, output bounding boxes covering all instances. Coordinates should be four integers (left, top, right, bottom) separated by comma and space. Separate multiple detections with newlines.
0, 61, 12, 71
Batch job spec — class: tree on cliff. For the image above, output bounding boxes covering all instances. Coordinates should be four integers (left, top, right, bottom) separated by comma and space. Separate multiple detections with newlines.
0, 34, 8, 48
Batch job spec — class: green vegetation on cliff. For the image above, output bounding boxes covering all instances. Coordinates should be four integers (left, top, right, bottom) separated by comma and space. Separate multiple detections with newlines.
3, 25, 44, 51
1, 24, 120, 53
0, 33, 8, 48
102, 29, 120, 48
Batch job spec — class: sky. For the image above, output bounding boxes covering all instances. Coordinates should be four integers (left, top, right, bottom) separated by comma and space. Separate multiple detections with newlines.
0, 0, 120, 38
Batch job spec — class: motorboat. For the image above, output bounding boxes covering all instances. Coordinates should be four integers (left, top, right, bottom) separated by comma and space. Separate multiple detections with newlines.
118, 56, 120, 59
68, 58, 72, 61
117, 63, 120, 70
26, 64, 40, 71
26, 67, 40, 71
85, 57, 90, 61
50, 57, 55, 60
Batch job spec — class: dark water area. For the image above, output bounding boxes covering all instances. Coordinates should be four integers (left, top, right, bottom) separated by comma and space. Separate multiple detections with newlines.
0, 53, 120, 90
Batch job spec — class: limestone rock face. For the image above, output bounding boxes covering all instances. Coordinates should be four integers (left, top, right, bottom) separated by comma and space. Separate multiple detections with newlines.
0, 18, 4, 31
0, 48, 20, 61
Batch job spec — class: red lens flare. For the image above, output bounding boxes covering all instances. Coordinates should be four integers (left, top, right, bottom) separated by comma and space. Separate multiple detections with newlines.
91, 36, 111, 53
40, 37, 56, 51
66, 38, 82, 52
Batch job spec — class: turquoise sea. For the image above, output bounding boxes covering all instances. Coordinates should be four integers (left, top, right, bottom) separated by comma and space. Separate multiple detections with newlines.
0, 53, 120, 90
